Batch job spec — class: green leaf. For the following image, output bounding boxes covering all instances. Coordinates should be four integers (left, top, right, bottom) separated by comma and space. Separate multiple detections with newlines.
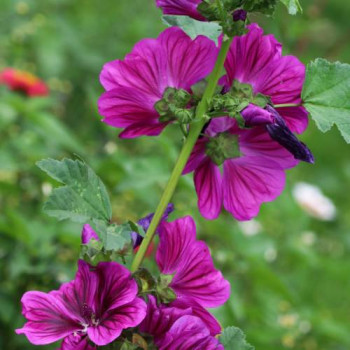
302, 58, 350, 143
162, 15, 221, 43
105, 223, 132, 251
37, 158, 112, 223
220, 327, 254, 350
280, 0, 302, 15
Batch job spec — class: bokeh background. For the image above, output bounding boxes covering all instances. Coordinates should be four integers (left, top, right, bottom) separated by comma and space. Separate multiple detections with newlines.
1, 0, 349, 349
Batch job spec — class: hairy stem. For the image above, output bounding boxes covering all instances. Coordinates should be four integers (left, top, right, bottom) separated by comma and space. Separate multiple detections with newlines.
130, 36, 233, 273
274, 103, 302, 108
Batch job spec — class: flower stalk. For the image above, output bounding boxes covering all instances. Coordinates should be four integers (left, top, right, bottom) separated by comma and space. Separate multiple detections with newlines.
130, 36, 233, 272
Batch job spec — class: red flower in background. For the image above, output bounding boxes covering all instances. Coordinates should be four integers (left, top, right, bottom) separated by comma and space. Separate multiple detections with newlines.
0, 68, 49, 97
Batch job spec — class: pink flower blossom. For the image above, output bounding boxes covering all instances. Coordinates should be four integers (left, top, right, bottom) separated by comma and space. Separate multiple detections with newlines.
140, 295, 222, 349
184, 24, 310, 221
156, 216, 230, 308
158, 315, 224, 349
98, 27, 217, 138
16, 260, 146, 347
155, 0, 206, 21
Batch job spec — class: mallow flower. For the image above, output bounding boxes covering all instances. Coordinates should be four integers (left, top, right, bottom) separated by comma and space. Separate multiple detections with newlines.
184, 24, 312, 221
156, 216, 230, 308
98, 27, 217, 138
140, 295, 221, 345
16, 260, 147, 348
158, 315, 224, 349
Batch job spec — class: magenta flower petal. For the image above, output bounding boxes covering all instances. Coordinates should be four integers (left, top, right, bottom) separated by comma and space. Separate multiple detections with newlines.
223, 156, 285, 220
119, 122, 167, 138
239, 126, 298, 170
158, 315, 224, 350
194, 159, 223, 220
139, 295, 192, 343
60, 335, 96, 350
157, 28, 218, 89
224, 24, 306, 132
15, 291, 81, 345
98, 27, 217, 138
277, 106, 309, 134
171, 298, 221, 336
224, 24, 282, 87
183, 138, 207, 174
156, 0, 206, 21
81, 224, 99, 244
87, 298, 147, 345
157, 216, 230, 308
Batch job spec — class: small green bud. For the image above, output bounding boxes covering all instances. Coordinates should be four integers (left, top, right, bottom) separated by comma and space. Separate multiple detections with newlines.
252, 93, 271, 108
174, 107, 195, 124
156, 273, 177, 303
205, 132, 240, 166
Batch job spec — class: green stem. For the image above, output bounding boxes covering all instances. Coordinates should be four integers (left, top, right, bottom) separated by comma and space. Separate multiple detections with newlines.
274, 103, 302, 108
130, 37, 233, 273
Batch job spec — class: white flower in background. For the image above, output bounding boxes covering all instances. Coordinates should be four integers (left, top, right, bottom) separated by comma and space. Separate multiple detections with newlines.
41, 182, 52, 196
292, 182, 337, 221
238, 219, 262, 236
264, 247, 277, 262
301, 231, 316, 246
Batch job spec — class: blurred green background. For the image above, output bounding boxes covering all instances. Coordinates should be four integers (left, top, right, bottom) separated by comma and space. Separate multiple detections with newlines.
0, 0, 349, 349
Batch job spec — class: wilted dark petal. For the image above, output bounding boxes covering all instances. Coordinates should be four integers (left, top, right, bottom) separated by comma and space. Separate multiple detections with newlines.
241, 104, 275, 126
239, 126, 298, 170
233, 9, 247, 22
158, 315, 224, 350
131, 203, 174, 249
15, 291, 81, 345
156, 0, 206, 21
276, 106, 309, 134
266, 106, 314, 163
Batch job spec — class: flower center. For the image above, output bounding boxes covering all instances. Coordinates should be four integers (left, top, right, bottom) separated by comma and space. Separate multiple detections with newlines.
205, 132, 240, 166
81, 303, 99, 329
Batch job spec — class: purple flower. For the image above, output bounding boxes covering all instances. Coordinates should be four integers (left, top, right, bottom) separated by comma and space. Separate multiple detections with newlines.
98, 27, 217, 138
184, 24, 309, 221
16, 260, 146, 347
155, 0, 206, 21
156, 216, 230, 308
140, 295, 221, 348
81, 224, 99, 244
158, 315, 224, 349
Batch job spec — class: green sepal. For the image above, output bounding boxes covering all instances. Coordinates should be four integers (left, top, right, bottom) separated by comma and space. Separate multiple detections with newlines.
133, 268, 156, 295
156, 273, 177, 303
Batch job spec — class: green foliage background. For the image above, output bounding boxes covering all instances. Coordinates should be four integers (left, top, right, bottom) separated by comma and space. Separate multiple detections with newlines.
0, 0, 349, 349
